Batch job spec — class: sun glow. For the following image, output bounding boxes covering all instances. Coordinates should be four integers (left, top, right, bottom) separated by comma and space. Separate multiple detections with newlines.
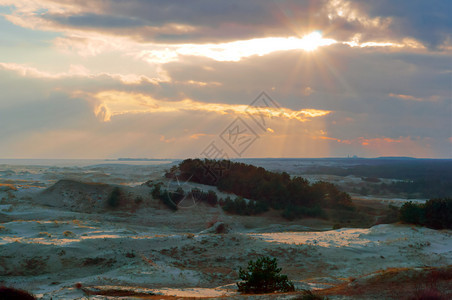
89, 91, 331, 122
299, 31, 333, 51
139, 31, 337, 63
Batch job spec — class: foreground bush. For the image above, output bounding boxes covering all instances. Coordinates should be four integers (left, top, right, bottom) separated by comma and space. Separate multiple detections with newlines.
168, 159, 354, 219
222, 196, 269, 215
107, 187, 122, 208
237, 256, 294, 294
0, 287, 36, 300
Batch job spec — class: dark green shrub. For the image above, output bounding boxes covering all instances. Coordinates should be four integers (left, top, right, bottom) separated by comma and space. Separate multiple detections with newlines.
175, 187, 185, 198
151, 184, 178, 211
151, 184, 161, 199
160, 191, 178, 211
399, 201, 425, 225
424, 198, 452, 229
107, 187, 121, 208
206, 190, 218, 206
134, 196, 143, 204
295, 289, 328, 300
168, 188, 184, 205
237, 256, 294, 294
189, 188, 218, 206
0, 287, 36, 300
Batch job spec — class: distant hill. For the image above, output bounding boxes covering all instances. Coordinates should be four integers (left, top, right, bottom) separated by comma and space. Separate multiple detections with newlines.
377, 156, 417, 160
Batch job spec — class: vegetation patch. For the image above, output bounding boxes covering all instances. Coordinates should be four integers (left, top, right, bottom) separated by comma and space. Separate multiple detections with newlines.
296, 289, 329, 300
151, 183, 178, 211
82, 257, 116, 267
167, 159, 354, 219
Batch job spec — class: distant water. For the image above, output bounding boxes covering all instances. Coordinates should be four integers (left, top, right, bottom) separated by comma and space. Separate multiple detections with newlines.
0, 159, 174, 167
0, 159, 177, 189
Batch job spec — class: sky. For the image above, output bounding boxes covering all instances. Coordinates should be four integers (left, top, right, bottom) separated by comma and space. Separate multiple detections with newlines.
0, 0, 451, 159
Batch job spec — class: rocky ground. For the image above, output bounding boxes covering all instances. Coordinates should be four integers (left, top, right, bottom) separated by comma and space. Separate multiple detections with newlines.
0, 161, 450, 299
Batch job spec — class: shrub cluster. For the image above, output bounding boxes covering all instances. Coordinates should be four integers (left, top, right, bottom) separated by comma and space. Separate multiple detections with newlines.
399, 198, 451, 229
107, 187, 122, 208
151, 184, 178, 211
282, 204, 325, 220
221, 196, 269, 215
167, 159, 354, 219
307, 160, 452, 198
189, 188, 218, 206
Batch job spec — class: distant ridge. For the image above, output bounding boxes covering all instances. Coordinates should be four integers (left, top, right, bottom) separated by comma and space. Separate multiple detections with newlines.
377, 156, 417, 160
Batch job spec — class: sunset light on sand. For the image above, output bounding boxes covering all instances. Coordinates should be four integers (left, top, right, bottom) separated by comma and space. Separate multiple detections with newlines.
0, 0, 450, 159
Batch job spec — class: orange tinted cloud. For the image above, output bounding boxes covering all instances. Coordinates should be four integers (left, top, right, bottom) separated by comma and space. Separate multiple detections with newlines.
189, 133, 214, 140
316, 136, 351, 144
388, 93, 440, 102
0, 62, 164, 84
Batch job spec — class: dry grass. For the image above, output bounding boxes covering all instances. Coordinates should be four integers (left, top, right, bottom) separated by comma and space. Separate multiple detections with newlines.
63, 230, 76, 237
318, 266, 452, 299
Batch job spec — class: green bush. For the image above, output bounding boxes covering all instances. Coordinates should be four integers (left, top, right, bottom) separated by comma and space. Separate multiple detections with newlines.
282, 204, 325, 220
0, 287, 36, 300
237, 256, 295, 294
399, 201, 425, 225
160, 192, 178, 211
107, 187, 121, 208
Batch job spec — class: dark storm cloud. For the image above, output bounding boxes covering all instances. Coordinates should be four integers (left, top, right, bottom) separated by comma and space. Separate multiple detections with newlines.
37, 0, 330, 42
158, 44, 450, 107
4, 0, 451, 46
47, 13, 146, 28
